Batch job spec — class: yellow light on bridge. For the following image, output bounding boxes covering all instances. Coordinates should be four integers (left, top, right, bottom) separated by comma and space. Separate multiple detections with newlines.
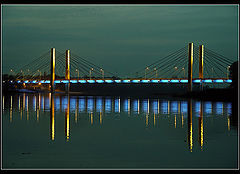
39, 82, 41, 85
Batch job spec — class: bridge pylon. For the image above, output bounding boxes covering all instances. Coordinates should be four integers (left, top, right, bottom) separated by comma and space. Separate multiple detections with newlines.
50, 48, 55, 93
199, 45, 204, 79
65, 50, 70, 93
188, 43, 193, 92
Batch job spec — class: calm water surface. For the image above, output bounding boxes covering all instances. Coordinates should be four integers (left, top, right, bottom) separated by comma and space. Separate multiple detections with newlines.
2, 93, 238, 169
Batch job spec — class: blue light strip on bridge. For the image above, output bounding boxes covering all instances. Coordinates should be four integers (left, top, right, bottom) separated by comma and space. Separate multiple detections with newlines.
61, 80, 69, 83
18, 78, 232, 84
55, 80, 61, 83
141, 80, 150, 83
203, 79, 212, 83
87, 80, 95, 83
70, 80, 78, 83
214, 79, 224, 83
96, 80, 104, 83
79, 80, 86, 83
123, 80, 130, 83
151, 80, 159, 83
193, 79, 201, 83
161, 80, 169, 83
180, 80, 188, 83
170, 80, 179, 83
132, 80, 140, 83
115, 80, 121, 83
105, 80, 113, 83
225, 79, 232, 83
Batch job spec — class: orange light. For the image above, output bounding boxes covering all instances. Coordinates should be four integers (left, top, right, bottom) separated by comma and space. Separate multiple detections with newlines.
38, 82, 41, 85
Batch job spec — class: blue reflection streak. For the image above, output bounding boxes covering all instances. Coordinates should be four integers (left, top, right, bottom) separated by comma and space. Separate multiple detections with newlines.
181, 101, 188, 114
79, 98, 85, 112
70, 98, 76, 112
96, 98, 103, 112
132, 99, 138, 113
62, 96, 68, 111
105, 98, 111, 113
114, 98, 120, 113
41, 95, 44, 110
54, 96, 60, 111
226, 102, 232, 115
142, 99, 148, 113
216, 102, 223, 115
123, 99, 129, 112
161, 101, 168, 114
204, 101, 212, 114
45, 96, 50, 110
32, 95, 36, 110
87, 97, 94, 112
195, 101, 201, 113
171, 101, 178, 113
152, 99, 158, 113
194, 101, 201, 117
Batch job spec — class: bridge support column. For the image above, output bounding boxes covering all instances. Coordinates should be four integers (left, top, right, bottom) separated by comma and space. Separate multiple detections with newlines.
65, 50, 70, 93
199, 45, 204, 91
188, 43, 193, 92
51, 48, 55, 93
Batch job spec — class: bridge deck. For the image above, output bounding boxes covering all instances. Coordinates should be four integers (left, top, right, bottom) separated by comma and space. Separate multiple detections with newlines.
14, 78, 232, 84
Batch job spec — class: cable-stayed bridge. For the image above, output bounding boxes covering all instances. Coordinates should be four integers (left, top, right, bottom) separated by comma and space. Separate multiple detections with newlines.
7, 43, 235, 93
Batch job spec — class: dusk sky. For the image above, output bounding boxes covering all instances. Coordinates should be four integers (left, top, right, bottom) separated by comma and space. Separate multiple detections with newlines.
2, 5, 238, 77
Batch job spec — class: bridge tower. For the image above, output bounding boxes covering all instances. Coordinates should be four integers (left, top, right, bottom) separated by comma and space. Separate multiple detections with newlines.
65, 50, 70, 93
199, 45, 204, 79
50, 48, 55, 93
188, 43, 193, 92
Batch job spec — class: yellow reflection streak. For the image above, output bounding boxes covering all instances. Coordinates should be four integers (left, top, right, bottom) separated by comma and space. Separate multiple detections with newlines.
174, 115, 176, 128
10, 96, 13, 123
147, 99, 149, 114
199, 102, 204, 150
3, 96, 4, 112
75, 100, 78, 123
146, 114, 149, 127
91, 112, 93, 125
128, 99, 130, 115
42, 95, 45, 111
37, 108, 39, 122
188, 99, 193, 152
182, 112, 184, 128
26, 96, 29, 121
38, 93, 41, 110
34, 95, 36, 112
100, 111, 102, 125
228, 116, 230, 131
154, 112, 156, 126
158, 99, 160, 114
178, 101, 180, 115
23, 93, 25, 111
50, 94, 55, 141
168, 101, 170, 115
65, 95, 70, 141
138, 99, 140, 114
18, 96, 21, 111
118, 98, 120, 113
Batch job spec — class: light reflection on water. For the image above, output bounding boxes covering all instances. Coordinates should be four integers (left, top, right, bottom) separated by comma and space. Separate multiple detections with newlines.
2, 93, 238, 169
